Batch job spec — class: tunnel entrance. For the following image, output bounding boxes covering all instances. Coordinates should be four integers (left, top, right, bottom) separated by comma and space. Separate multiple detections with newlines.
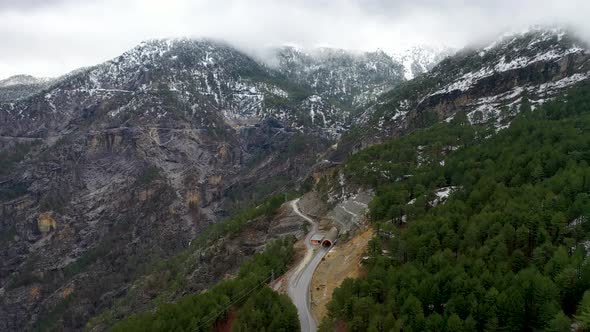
321, 227, 338, 248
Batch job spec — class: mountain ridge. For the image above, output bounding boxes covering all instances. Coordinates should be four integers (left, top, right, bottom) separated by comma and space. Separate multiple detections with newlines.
0, 75, 53, 88
336, 27, 590, 157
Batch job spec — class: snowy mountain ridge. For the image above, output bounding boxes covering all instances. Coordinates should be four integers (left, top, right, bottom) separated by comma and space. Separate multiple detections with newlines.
0, 75, 53, 88
344, 27, 590, 150
1, 39, 450, 140
390, 45, 455, 80
0, 75, 55, 102
270, 44, 451, 108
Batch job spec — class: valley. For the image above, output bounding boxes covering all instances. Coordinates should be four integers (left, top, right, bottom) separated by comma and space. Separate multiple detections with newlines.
1, 25, 590, 331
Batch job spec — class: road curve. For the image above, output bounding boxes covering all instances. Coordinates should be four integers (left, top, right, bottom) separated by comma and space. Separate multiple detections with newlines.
288, 199, 330, 332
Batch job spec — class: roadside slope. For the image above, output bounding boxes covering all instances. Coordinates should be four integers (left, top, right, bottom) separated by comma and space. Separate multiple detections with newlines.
311, 227, 373, 322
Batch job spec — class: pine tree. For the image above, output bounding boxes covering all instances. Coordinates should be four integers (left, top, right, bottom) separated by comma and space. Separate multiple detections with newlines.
548, 311, 571, 332
576, 291, 590, 330
446, 313, 464, 332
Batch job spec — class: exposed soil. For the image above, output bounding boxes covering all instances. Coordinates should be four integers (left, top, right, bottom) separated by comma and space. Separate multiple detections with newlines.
215, 309, 237, 332
310, 226, 374, 323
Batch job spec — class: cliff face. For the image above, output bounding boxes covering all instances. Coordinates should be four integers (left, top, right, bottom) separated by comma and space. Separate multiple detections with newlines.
0, 39, 335, 331
342, 28, 590, 154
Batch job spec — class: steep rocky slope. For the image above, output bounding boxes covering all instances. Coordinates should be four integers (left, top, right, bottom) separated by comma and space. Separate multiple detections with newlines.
271, 47, 406, 109
0, 39, 332, 331
339, 27, 590, 156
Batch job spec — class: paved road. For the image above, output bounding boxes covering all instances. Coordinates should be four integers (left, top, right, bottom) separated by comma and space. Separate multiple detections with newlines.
288, 199, 330, 332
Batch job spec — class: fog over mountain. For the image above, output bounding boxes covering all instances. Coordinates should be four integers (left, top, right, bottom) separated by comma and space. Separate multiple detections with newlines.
1, 0, 589, 79
4, 1, 590, 330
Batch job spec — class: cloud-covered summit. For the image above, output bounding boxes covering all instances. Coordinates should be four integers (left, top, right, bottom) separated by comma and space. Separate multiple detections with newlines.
0, 0, 588, 79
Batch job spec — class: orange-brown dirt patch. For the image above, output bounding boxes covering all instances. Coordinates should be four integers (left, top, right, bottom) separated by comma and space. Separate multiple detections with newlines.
310, 227, 373, 322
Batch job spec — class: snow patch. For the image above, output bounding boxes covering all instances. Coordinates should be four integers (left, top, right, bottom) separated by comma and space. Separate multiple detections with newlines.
431, 186, 458, 206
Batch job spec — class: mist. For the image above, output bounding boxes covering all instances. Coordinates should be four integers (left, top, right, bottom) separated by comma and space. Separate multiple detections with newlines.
0, 0, 589, 79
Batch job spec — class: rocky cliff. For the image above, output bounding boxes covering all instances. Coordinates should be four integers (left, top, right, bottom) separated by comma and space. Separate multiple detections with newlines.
337, 27, 590, 156
0, 39, 333, 331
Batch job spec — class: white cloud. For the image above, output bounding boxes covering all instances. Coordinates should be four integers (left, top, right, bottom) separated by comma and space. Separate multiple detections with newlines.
0, 0, 589, 79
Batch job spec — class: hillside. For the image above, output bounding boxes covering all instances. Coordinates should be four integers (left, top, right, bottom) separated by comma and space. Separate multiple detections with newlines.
0, 75, 54, 102
0, 37, 448, 330
319, 82, 590, 331
336, 27, 590, 157
2, 27, 589, 332
0, 39, 329, 331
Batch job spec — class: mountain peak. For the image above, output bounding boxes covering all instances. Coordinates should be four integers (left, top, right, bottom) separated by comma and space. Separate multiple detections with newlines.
477, 26, 582, 56
0, 74, 53, 87
390, 45, 455, 80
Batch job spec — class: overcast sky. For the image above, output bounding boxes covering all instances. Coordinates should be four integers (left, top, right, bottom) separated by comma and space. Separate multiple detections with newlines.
0, 0, 589, 79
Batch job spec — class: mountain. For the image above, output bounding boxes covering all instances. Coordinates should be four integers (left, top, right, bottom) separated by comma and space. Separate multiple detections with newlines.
0, 75, 54, 102
392, 45, 455, 80
0, 38, 422, 331
1, 27, 585, 331
0, 39, 327, 331
321, 80, 590, 331
338, 27, 590, 155
271, 46, 406, 109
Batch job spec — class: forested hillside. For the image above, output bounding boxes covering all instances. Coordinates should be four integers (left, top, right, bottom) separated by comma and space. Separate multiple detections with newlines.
79, 193, 300, 331
110, 236, 298, 331
320, 83, 590, 331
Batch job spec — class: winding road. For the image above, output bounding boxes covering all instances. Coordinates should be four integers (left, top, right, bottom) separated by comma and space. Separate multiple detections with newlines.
288, 199, 330, 332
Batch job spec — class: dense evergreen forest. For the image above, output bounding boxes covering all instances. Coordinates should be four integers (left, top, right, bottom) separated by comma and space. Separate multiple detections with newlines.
320, 84, 590, 331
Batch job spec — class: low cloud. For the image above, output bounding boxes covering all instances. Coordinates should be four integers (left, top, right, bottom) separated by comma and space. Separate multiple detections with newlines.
0, 0, 589, 78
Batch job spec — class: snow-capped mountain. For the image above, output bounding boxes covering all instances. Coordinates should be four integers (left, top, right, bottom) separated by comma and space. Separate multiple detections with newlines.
0, 39, 358, 139
347, 27, 590, 148
0, 75, 54, 102
391, 45, 455, 80
2, 28, 587, 330
0, 38, 341, 331
0, 75, 53, 87
271, 46, 406, 109
0, 40, 449, 141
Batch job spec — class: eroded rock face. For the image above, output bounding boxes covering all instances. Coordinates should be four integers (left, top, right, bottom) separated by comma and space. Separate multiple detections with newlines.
0, 39, 334, 331
37, 212, 57, 234
348, 28, 590, 152
0, 115, 325, 330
